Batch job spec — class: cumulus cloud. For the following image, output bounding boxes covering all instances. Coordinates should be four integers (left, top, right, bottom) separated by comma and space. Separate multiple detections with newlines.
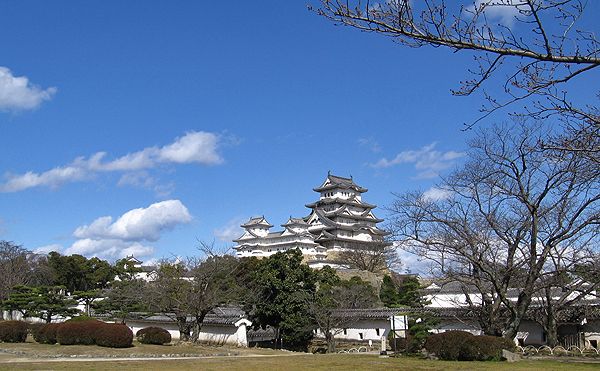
357, 137, 381, 153
422, 186, 453, 202
0, 67, 56, 111
50, 200, 193, 261
468, 0, 527, 27
371, 142, 464, 179
34, 244, 63, 255
74, 200, 192, 242
214, 217, 246, 242
0, 131, 224, 193
117, 171, 174, 197
64, 239, 154, 260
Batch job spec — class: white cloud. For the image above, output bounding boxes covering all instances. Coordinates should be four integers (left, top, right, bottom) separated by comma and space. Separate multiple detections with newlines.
158, 131, 223, 165
74, 200, 192, 242
358, 137, 381, 153
117, 171, 174, 197
214, 217, 246, 242
469, 0, 528, 27
422, 187, 453, 202
0, 131, 223, 193
64, 239, 154, 261
0, 165, 91, 192
0, 67, 56, 111
394, 243, 433, 275
60, 199, 192, 261
371, 142, 465, 179
34, 244, 63, 255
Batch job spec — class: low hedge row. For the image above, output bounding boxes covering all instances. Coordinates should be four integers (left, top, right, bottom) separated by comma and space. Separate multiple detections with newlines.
32, 323, 61, 344
424, 331, 515, 361
0, 321, 28, 343
34, 320, 133, 348
136, 326, 171, 345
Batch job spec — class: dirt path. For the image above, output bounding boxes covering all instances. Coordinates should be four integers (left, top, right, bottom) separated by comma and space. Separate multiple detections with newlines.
0, 352, 312, 364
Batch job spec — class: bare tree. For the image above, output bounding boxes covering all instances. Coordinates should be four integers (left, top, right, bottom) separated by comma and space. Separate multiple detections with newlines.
338, 240, 401, 273
530, 250, 600, 346
309, 276, 379, 352
314, 1, 600, 157
186, 242, 241, 342
0, 241, 53, 319
0, 241, 31, 304
388, 122, 600, 340
146, 242, 242, 342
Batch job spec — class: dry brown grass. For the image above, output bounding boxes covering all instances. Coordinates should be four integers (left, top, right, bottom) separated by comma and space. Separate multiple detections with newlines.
1, 341, 599, 370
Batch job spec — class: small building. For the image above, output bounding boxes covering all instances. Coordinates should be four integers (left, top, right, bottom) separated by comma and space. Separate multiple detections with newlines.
422, 280, 600, 348
313, 308, 407, 342
121, 307, 252, 347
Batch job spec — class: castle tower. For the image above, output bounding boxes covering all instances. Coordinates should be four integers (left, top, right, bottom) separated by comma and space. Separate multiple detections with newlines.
304, 173, 390, 252
233, 173, 390, 265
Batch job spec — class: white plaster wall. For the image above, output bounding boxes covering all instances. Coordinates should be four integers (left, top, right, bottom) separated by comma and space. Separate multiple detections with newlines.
584, 320, 600, 348
125, 320, 249, 347
315, 319, 391, 341
426, 293, 483, 308
516, 320, 545, 345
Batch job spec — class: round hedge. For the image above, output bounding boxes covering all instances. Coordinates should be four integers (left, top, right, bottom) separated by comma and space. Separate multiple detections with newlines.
49, 320, 133, 348
0, 321, 28, 343
136, 326, 172, 345
425, 331, 515, 361
56, 321, 102, 345
95, 323, 133, 348
33, 323, 61, 344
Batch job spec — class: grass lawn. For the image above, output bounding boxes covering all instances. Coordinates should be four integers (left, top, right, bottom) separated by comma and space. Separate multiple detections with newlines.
2, 354, 600, 370
1, 341, 599, 370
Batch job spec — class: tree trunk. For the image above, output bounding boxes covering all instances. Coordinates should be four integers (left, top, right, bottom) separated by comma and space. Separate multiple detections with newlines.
545, 315, 559, 347
191, 312, 208, 343
325, 331, 336, 353
177, 316, 191, 341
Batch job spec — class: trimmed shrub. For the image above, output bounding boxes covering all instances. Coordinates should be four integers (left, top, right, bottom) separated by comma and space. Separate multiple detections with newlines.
136, 326, 171, 345
0, 321, 28, 343
425, 331, 516, 361
425, 331, 477, 361
477, 335, 516, 360
56, 320, 103, 345
28, 322, 44, 337
33, 323, 61, 344
95, 323, 133, 348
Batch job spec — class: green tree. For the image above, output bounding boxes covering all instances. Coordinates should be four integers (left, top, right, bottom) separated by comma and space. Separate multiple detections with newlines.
48, 252, 114, 293
114, 257, 143, 281
249, 249, 318, 351
397, 276, 425, 308
74, 290, 102, 316
2, 285, 79, 323
94, 279, 148, 323
379, 275, 400, 307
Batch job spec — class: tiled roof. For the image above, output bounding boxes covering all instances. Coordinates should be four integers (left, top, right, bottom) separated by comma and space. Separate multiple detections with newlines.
105, 307, 249, 327
241, 216, 273, 228
331, 308, 407, 319
314, 173, 368, 193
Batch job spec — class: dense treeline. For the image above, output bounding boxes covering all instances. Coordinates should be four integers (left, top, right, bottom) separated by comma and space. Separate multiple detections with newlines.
0, 241, 380, 351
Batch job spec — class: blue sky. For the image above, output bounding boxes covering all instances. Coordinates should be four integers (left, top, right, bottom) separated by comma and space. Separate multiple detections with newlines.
1, 1, 597, 266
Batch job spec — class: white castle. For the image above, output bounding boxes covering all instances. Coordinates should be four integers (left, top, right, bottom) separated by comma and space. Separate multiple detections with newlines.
233, 173, 389, 266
